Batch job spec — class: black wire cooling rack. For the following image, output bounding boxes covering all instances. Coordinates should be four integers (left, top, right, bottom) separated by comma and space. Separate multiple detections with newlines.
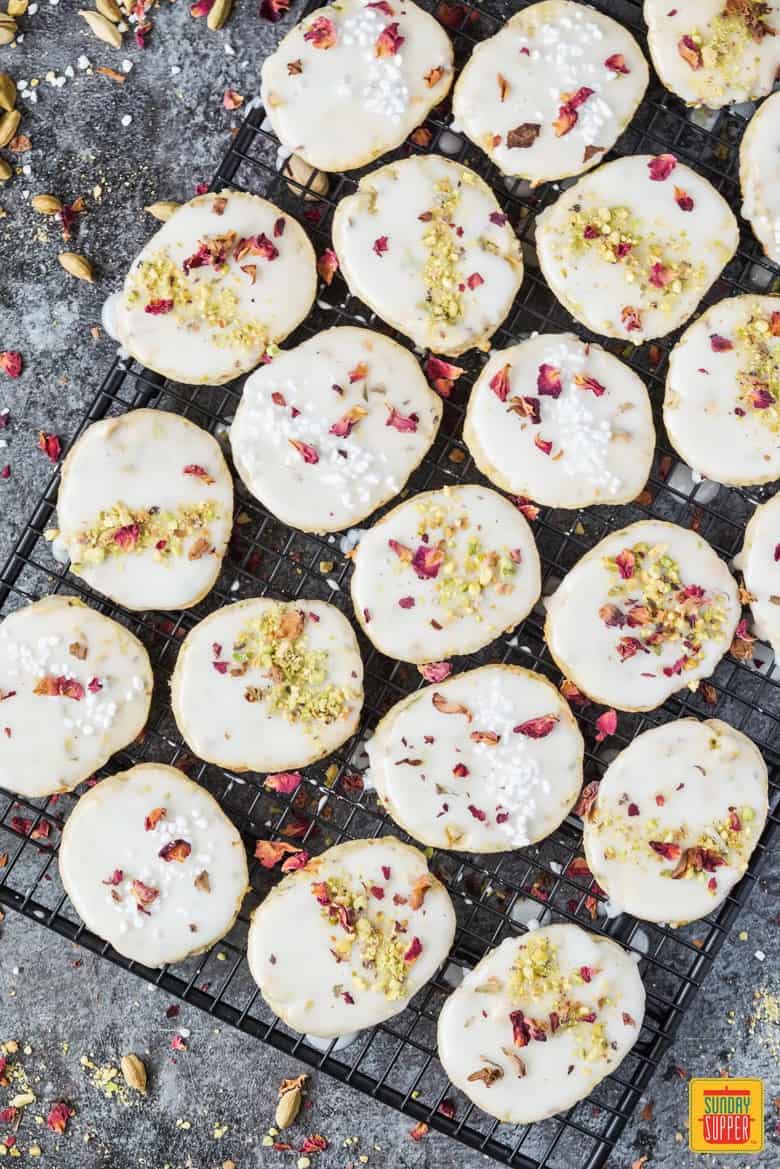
2, 1, 780, 1165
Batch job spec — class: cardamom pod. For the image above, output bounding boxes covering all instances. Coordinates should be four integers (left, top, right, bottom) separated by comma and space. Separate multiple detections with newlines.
8, 0, 28, 14
0, 18, 17, 46
0, 72, 16, 113
275, 1074, 307, 1129
59, 252, 95, 283
283, 154, 330, 201
0, 158, 12, 182
78, 9, 122, 47
144, 199, 181, 222
96, 0, 122, 22
207, 0, 232, 30
0, 109, 21, 150
120, 1053, 148, 1095
32, 193, 63, 215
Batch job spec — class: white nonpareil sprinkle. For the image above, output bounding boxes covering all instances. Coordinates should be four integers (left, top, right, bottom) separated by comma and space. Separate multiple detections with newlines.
338, 7, 411, 122
120, 114, 133, 127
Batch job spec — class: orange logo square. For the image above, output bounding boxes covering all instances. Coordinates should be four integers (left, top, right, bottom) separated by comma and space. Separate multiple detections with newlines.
689, 1078, 764, 1154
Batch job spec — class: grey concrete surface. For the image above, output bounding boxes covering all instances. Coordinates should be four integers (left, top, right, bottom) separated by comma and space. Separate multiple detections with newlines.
0, 2, 778, 1167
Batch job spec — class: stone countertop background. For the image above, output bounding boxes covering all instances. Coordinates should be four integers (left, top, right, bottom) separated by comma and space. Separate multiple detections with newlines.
0, 2, 778, 1167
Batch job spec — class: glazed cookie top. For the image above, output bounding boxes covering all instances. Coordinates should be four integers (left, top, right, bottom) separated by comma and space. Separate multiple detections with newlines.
54, 410, 234, 612
351, 484, 542, 663
740, 91, 780, 264
464, 333, 655, 508
113, 191, 317, 385
261, 0, 454, 172
734, 491, 780, 658
545, 520, 741, 711
645, 0, 780, 108
332, 154, 524, 357
453, 0, 649, 184
247, 836, 456, 1036
367, 664, 583, 851
437, 924, 645, 1124
171, 599, 364, 773
664, 295, 780, 486
0, 596, 152, 799
535, 154, 739, 342
583, 718, 768, 924
59, 764, 249, 968
230, 326, 442, 533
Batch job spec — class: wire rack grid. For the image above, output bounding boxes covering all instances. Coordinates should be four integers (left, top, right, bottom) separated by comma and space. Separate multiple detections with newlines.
1, 1, 779, 1166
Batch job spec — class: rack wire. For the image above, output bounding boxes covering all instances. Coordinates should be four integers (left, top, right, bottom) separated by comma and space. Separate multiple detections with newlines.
1, 2, 779, 1165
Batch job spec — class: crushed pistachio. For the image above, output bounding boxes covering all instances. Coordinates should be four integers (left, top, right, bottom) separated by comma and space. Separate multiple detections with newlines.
735, 310, 780, 428
311, 876, 412, 1000
420, 179, 464, 325
65, 500, 219, 572
683, 2, 773, 101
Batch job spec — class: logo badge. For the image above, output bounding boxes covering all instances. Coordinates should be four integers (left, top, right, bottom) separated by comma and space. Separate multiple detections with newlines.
689, 1078, 764, 1154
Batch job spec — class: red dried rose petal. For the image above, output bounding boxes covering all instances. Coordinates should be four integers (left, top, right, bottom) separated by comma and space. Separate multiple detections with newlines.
222, 88, 244, 110
113, 523, 140, 550
649, 840, 681, 860
103, 868, 123, 886
710, 333, 733, 352
131, 879, 159, 910
537, 363, 562, 398
404, 936, 422, 961
424, 354, 464, 401
647, 154, 677, 181
375, 20, 404, 57
259, 0, 289, 20
289, 438, 319, 464
750, 386, 775, 409
33, 675, 85, 701
330, 405, 367, 437
373, 235, 389, 256
678, 34, 702, 69
508, 395, 540, 424
621, 306, 642, 333
489, 362, 512, 401
145, 807, 166, 831
595, 709, 617, 742
38, 431, 62, 463
418, 661, 452, 683
615, 548, 636, 579
46, 1102, 72, 1134
512, 495, 540, 521
189, 0, 213, 14
386, 405, 419, 432
304, 14, 336, 47
144, 297, 173, 316
574, 779, 600, 819
509, 1008, 531, 1047
183, 463, 215, 484
514, 714, 559, 738
553, 87, 593, 136
466, 272, 484, 290
674, 185, 694, 212
573, 373, 605, 396
605, 53, 629, 73
0, 351, 22, 378
349, 361, 368, 383
264, 771, 302, 795
301, 1135, 329, 1154
316, 249, 339, 285
452, 762, 469, 777
254, 839, 301, 868
281, 849, 309, 872
412, 543, 444, 579
649, 262, 674, 288
398, 596, 415, 609
534, 434, 553, 456
159, 838, 192, 863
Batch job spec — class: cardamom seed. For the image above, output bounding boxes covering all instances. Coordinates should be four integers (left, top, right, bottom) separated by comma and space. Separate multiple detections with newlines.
78, 9, 122, 47
0, 158, 12, 182
120, 1053, 148, 1095
144, 199, 181, 222
275, 1073, 307, 1129
207, 0, 232, 30
283, 154, 329, 201
0, 22, 17, 47
59, 252, 95, 283
0, 72, 16, 113
96, 0, 122, 21
32, 193, 63, 215
0, 110, 21, 149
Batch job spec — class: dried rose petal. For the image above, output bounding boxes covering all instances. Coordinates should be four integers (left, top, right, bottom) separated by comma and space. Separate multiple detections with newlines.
144, 297, 173, 316
553, 87, 593, 136
710, 333, 734, 352
102, 868, 123, 886
599, 603, 626, 628
412, 543, 444, 578
375, 20, 404, 57
264, 771, 302, 795
506, 123, 540, 148
615, 548, 636, 579
388, 538, 413, 563
649, 840, 682, 861
574, 780, 600, 820
418, 661, 452, 683
33, 675, 85, 701
534, 434, 553, 456
304, 14, 336, 47
470, 730, 500, 745
289, 438, 319, 464
316, 248, 339, 285
514, 714, 558, 738
386, 406, 419, 433
467, 272, 484, 290
616, 635, 646, 661
223, 88, 244, 110
537, 363, 562, 397
508, 395, 541, 424
46, 1102, 72, 1134
647, 154, 677, 182
0, 351, 22, 378
452, 762, 469, 778
509, 1008, 531, 1047
432, 692, 472, 720
373, 235, 389, 257
750, 386, 775, 409
404, 936, 422, 962
330, 405, 367, 437
189, 0, 213, 14
605, 53, 630, 73
573, 373, 605, 396
673, 185, 694, 212
349, 361, 368, 383
254, 839, 301, 868
398, 596, 415, 609
595, 709, 617, 742
678, 34, 702, 69
131, 879, 159, 910
621, 305, 642, 333
183, 463, 215, 485
260, 0, 289, 19
38, 431, 62, 463
159, 839, 192, 863
281, 850, 309, 872
489, 363, 512, 401
114, 523, 139, 551
512, 495, 540, 521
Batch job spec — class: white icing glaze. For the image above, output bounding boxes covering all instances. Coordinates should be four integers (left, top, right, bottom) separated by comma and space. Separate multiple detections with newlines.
0, 596, 152, 799
664, 294, 780, 486
247, 836, 455, 1036
535, 154, 739, 341
437, 924, 645, 1123
464, 332, 655, 507
645, 0, 780, 108
367, 664, 583, 850
230, 326, 442, 533
114, 191, 317, 385
740, 91, 780, 263
332, 154, 524, 357
737, 491, 780, 654
55, 410, 234, 612
261, 0, 453, 172
545, 519, 741, 711
453, 0, 648, 184
350, 484, 541, 663
583, 718, 768, 924
59, 764, 249, 968
171, 598, 364, 772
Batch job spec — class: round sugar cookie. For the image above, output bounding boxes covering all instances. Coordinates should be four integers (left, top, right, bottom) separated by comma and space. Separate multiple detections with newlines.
741, 92, 780, 264
366, 664, 583, 851
545, 520, 741, 711
171, 598, 364, 772
350, 484, 541, 664
247, 836, 455, 1037
230, 326, 442, 533
535, 154, 739, 342
114, 190, 316, 385
55, 410, 234, 612
645, 0, 780, 109
734, 491, 780, 657
260, 0, 454, 173
59, 763, 249, 968
437, 924, 645, 1124
664, 295, 780, 486
332, 155, 524, 357
464, 333, 655, 508
453, 0, 648, 185
583, 718, 768, 925
0, 596, 152, 799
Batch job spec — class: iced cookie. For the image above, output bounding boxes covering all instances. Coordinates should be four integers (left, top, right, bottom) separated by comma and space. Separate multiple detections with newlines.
437, 924, 645, 1124
464, 333, 655, 508
59, 763, 249, 968
645, 0, 780, 109
113, 190, 316, 385
453, 0, 648, 185
545, 520, 741, 711
332, 155, 524, 357
535, 154, 739, 342
582, 718, 768, 925
230, 326, 442, 533
171, 599, 363, 772
734, 491, 780, 657
247, 836, 455, 1037
260, 0, 453, 173
0, 596, 152, 799
351, 484, 541, 664
54, 410, 233, 612
664, 295, 780, 486
741, 92, 780, 264
366, 664, 583, 851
